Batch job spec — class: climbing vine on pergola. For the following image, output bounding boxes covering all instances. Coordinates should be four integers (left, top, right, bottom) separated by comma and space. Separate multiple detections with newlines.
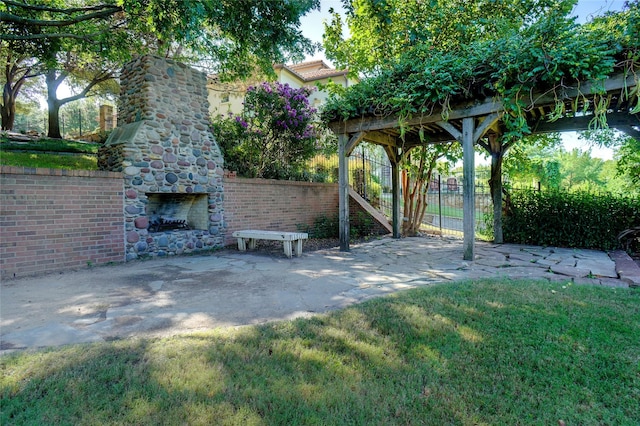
323, 3, 639, 259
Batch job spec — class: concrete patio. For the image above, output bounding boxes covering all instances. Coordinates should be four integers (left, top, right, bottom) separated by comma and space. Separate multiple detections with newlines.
1, 236, 638, 354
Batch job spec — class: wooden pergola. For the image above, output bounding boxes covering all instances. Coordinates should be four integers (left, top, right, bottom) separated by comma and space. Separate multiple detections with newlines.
329, 73, 639, 260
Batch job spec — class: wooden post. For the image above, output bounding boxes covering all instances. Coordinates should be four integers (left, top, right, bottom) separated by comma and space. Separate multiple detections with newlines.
462, 117, 475, 260
488, 133, 504, 244
338, 134, 350, 251
391, 153, 401, 238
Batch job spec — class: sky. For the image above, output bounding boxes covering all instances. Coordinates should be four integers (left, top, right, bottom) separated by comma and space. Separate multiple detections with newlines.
300, 0, 630, 161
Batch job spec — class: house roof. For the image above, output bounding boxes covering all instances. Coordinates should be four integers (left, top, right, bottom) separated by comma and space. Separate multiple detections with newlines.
274, 60, 350, 83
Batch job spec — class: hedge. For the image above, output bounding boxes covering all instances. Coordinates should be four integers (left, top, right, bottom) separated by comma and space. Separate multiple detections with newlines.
503, 189, 640, 251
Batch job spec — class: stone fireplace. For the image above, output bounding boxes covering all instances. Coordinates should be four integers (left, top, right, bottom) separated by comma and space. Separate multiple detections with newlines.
99, 55, 225, 260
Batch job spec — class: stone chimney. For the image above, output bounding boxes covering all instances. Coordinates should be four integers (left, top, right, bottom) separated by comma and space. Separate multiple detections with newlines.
99, 55, 225, 260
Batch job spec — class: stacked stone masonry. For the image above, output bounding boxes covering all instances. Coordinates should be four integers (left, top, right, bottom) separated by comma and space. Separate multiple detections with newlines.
100, 55, 225, 260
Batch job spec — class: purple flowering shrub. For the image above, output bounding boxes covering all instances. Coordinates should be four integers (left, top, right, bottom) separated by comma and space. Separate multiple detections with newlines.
211, 81, 319, 179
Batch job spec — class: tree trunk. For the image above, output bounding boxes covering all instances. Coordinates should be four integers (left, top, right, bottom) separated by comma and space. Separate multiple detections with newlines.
2, 68, 20, 131
489, 151, 504, 243
401, 168, 411, 235
413, 169, 432, 233
46, 70, 63, 138
487, 133, 507, 244
1, 86, 16, 130
2, 53, 40, 131
42, 65, 113, 138
47, 99, 62, 138
402, 147, 447, 237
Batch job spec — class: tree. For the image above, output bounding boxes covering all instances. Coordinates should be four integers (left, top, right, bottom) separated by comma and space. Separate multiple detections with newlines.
558, 148, 605, 190
0, 0, 320, 80
401, 142, 459, 236
2, 0, 321, 137
1, 1, 135, 136
211, 81, 318, 179
0, 7, 49, 131
578, 129, 640, 189
1, 49, 41, 130
502, 134, 563, 188
43, 59, 118, 138
323, 0, 577, 76
616, 137, 640, 187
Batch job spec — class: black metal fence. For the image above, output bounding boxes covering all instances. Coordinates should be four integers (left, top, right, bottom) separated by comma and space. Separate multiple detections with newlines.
304, 143, 499, 237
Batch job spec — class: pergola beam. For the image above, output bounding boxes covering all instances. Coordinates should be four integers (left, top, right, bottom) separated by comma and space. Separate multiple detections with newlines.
436, 120, 462, 141
362, 130, 394, 147
329, 73, 636, 135
345, 132, 365, 156
473, 112, 502, 141
531, 112, 639, 134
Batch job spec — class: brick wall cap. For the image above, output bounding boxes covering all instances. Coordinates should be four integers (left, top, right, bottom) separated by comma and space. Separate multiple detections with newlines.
0, 165, 121, 179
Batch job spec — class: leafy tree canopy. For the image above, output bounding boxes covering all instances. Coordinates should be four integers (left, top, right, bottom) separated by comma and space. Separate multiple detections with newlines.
502, 133, 563, 188
0, 0, 320, 79
324, 0, 577, 76
322, 0, 639, 139
616, 137, 640, 186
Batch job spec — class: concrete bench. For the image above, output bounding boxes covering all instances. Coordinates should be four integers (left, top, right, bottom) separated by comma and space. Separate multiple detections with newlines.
232, 230, 309, 258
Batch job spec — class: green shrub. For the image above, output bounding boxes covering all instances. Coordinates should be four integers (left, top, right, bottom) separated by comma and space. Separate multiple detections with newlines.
351, 211, 375, 238
307, 154, 339, 183
503, 189, 640, 251
298, 215, 340, 239
298, 212, 377, 240
211, 82, 318, 179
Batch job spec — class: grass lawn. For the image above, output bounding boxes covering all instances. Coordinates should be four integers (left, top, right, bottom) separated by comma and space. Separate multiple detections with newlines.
0, 137, 99, 170
1, 279, 639, 425
0, 151, 98, 170
381, 193, 467, 221
426, 203, 484, 220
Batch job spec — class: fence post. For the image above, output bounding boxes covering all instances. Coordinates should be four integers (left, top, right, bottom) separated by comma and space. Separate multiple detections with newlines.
362, 146, 366, 201
391, 155, 401, 238
438, 175, 443, 235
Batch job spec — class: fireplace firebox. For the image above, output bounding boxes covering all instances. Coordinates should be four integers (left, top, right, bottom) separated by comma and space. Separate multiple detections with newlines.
146, 193, 209, 232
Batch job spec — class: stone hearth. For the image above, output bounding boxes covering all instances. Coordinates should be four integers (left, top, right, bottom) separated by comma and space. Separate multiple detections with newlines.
99, 55, 224, 260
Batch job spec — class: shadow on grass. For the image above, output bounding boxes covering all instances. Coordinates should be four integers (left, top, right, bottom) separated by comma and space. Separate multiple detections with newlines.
2, 279, 639, 425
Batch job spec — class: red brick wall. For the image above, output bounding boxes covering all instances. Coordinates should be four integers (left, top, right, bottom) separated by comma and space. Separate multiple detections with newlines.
0, 166, 125, 279
223, 178, 339, 245
0, 172, 350, 278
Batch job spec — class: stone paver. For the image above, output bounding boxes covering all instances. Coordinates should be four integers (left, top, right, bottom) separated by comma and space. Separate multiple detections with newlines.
610, 250, 640, 287
1, 236, 638, 353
